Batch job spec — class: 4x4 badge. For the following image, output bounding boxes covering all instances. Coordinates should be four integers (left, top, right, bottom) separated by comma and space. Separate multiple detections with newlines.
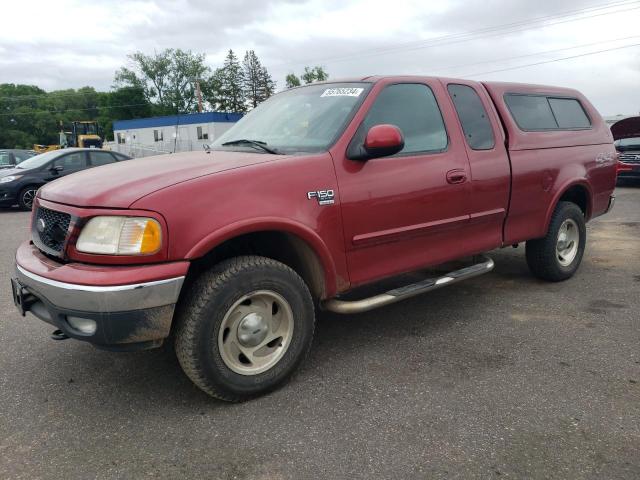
307, 190, 335, 205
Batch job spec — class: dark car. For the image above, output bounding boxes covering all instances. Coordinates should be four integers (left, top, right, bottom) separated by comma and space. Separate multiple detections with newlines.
615, 137, 640, 182
0, 148, 131, 210
0, 149, 36, 170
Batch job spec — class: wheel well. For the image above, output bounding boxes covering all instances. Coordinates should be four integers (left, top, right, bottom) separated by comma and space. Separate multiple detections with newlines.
188, 231, 326, 300
558, 185, 590, 217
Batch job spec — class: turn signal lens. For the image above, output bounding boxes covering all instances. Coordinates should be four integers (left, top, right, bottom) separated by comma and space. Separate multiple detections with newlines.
76, 216, 162, 255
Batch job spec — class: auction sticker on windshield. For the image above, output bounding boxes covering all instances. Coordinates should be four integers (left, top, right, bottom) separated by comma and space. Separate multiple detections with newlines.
321, 88, 364, 97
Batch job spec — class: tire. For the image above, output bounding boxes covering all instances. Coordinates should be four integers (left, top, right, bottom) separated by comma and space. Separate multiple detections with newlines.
174, 256, 315, 402
18, 186, 38, 211
525, 201, 586, 282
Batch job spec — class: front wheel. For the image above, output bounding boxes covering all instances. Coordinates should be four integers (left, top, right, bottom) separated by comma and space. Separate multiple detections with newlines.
18, 186, 38, 211
174, 256, 315, 402
525, 201, 586, 282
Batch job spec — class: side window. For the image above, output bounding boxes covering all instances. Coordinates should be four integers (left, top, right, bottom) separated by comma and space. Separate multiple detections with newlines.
52, 152, 87, 170
447, 84, 495, 150
504, 94, 558, 130
197, 126, 209, 140
0, 153, 11, 166
89, 151, 116, 166
362, 83, 448, 155
548, 98, 591, 129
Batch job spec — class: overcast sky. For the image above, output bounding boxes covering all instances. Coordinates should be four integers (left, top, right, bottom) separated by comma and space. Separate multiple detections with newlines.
1, 0, 639, 115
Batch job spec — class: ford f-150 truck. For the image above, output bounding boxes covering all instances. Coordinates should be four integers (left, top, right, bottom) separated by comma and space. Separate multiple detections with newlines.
11, 76, 617, 401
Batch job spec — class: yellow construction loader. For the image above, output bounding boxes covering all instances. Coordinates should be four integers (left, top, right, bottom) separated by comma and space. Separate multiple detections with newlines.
33, 121, 103, 153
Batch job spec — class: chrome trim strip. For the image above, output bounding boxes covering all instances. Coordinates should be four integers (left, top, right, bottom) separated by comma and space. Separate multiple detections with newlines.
322, 255, 494, 314
17, 265, 183, 293
15, 265, 185, 313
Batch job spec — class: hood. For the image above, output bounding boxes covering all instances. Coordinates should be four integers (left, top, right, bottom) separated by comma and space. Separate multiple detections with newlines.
39, 150, 282, 208
611, 116, 640, 141
0, 167, 22, 177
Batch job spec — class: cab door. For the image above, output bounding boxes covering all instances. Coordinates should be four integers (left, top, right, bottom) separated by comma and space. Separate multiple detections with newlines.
333, 80, 474, 286
444, 81, 510, 253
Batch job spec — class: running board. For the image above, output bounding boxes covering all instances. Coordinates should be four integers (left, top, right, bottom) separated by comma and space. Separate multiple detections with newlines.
322, 255, 494, 314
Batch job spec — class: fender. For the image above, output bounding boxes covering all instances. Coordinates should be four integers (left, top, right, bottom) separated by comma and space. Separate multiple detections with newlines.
543, 178, 593, 233
185, 216, 339, 297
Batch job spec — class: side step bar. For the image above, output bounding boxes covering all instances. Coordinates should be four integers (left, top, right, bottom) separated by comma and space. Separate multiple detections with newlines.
322, 255, 494, 314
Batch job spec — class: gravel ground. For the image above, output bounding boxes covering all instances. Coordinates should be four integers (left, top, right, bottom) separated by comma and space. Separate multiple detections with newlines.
0, 186, 638, 479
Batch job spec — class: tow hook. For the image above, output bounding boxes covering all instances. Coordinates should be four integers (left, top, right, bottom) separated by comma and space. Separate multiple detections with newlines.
51, 329, 69, 341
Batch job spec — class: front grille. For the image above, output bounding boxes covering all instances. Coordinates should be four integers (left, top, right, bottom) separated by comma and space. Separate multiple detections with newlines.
619, 152, 640, 164
32, 207, 71, 256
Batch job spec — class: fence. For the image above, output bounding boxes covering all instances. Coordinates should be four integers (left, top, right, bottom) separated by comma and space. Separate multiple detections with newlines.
106, 139, 211, 158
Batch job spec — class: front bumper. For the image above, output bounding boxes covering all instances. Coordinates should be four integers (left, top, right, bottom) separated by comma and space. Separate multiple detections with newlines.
12, 242, 187, 351
617, 162, 640, 180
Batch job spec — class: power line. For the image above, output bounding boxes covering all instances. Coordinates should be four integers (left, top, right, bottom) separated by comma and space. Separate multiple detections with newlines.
271, 0, 640, 69
431, 35, 640, 75
0, 102, 150, 117
461, 42, 640, 77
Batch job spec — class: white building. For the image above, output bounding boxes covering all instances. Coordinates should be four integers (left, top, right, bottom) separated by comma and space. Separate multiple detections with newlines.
112, 111, 243, 157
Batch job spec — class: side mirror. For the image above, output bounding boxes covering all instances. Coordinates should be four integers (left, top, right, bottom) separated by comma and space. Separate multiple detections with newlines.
50, 165, 64, 173
362, 124, 404, 160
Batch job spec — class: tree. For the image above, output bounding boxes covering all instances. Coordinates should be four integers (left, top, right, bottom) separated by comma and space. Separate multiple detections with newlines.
286, 67, 328, 88
215, 50, 246, 113
301, 66, 329, 84
242, 51, 276, 108
285, 73, 301, 89
259, 66, 276, 101
114, 49, 209, 113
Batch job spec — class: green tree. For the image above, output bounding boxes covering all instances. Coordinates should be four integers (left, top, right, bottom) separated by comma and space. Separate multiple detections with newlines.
216, 50, 246, 113
285, 73, 301, 89
242, 51, 276, 108
114, 49, 209, 113
301, 66, 329, 84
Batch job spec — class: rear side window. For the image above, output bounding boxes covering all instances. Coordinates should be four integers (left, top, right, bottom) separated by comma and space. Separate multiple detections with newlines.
52, 152, 87, 170
548, 98, 591, 128
504, 94, 591, 131
504, 95, 558, 130
89, 151, 117, 166
0, 153, 11, 166
362, 83, 448, 154
448, 84, 495, 150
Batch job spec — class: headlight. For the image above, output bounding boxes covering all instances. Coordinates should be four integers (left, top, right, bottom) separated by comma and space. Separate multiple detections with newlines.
76, 216, 162, 255
0, 175, 21, 183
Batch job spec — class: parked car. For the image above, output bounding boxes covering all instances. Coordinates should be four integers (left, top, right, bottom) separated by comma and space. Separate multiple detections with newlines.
11, 77, 617, 401
0, 148, 131, 210
0, 149, 36, 170
614, 137, 640, 182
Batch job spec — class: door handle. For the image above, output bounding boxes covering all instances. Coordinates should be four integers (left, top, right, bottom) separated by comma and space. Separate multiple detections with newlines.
446, 169, 467, 184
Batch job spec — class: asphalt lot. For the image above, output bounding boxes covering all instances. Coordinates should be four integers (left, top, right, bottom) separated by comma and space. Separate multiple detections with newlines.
0, 187, 638, 480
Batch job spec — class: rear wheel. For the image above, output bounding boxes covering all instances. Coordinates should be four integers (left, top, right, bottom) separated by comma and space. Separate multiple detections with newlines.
174, 256, 315, 402
18, 186, 38, 211
525, 201, 586, 281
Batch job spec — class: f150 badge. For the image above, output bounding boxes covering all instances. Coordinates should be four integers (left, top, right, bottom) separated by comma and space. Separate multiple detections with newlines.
307, 189, 335, 205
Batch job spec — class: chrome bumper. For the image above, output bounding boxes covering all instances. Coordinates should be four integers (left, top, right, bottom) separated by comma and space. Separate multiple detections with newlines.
15, 265, 184, 313
604, 194, 615, 214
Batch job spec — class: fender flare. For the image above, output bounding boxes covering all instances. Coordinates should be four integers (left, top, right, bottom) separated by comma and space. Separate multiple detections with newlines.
185, 217, 339, 296
543, 179, 594, 233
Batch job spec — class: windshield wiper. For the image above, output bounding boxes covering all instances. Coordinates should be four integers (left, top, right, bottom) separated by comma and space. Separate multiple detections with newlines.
221, 139, 279, 154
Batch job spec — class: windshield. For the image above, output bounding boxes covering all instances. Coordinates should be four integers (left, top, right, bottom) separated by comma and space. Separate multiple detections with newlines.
16, 150, 65, 169
615, 137, 640, 150
75, 122, 98, 135
213, 82, 371, 153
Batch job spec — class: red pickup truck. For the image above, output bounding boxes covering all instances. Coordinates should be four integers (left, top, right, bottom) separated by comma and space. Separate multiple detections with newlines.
11, 76, 617, 401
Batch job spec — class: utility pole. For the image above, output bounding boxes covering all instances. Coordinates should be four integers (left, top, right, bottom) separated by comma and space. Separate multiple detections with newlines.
195, 79, 203, 113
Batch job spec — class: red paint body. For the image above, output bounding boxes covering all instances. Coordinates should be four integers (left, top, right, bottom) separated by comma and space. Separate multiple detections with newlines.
24, 76, 616, 299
